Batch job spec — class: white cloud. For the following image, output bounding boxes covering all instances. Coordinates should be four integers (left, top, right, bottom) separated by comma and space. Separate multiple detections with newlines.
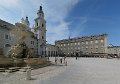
43, 0, 80, 44
0, 0, 81, 44
27, 0, 81, 44
0, 0, 19, 7
47, 20, 70, 44
70, 17, 88, 37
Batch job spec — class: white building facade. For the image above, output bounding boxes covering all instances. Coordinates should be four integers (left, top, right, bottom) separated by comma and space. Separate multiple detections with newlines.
32, 6, 46, 56
0, 6, 46, 57
55, 34, 108, 57
108, 44, 120, 57
46, 44, 59, 57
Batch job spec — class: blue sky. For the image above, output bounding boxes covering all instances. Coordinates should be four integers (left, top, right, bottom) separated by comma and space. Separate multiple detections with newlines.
0, 0, 120, 45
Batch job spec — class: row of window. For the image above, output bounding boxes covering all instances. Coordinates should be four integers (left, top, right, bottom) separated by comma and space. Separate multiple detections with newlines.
109, 49, 120, 52
4, 41, 35, 48
4, 34, 44, 44
36, 22, 44, 27
63, 51, 103, 55
58, 39, 104, 47
60, 45, 104, 50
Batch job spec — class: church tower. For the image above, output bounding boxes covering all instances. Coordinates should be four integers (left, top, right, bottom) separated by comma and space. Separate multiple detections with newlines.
34, 6, 46, 56
21, 16, 30, 27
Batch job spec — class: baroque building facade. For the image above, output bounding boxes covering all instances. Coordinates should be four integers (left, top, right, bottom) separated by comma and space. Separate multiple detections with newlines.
55, 34, 108, 57
0, 6, 46, 57
108, 44, 120, 57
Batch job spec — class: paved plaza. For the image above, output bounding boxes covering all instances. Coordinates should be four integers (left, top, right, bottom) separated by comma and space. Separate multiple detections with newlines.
1, 57, 120, 84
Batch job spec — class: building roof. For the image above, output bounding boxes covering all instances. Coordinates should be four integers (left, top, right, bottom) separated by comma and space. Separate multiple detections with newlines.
55, 33, 107, 42
108, 46, 120, 48
46, 44, 58, 47
0, 19, 15, 30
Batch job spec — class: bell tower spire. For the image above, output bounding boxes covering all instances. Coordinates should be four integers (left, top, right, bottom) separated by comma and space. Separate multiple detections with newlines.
37, 6, 44, 17
33, 6, 46, 56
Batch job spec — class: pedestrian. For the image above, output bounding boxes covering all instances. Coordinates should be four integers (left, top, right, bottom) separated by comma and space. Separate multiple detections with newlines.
55, 57, 57, 64
47, 57, 49, 61
60, 57, 62, 64
76, 53, 78, 60
76, 57, 77, 60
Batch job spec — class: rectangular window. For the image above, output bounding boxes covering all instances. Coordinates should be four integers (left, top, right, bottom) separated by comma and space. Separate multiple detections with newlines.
42, 36, 44, 39
90, 41, 93, 44
37, 22, 38, 26
31, 41, 34, 45
101, 39, 104, 43
86, 46, 88, 49
42, 24, 44, 27
95, 45, 98, 49
5, 34, 9, 39
95, 40, 98, 43
86, 41, 88, 44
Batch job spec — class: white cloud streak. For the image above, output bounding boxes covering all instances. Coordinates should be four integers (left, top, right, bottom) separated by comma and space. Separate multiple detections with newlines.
70, 17, 88, 37
0, 0, 19, 7
0, 0, 81, 44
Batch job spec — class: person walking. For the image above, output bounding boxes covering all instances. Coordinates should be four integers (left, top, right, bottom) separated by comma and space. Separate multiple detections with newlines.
63, 56, 66, 63
55, 57, 57, 64
76, 53, 78, 60
60, 57, 63, 64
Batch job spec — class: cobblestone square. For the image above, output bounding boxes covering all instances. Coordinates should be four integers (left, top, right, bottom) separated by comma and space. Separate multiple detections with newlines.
1, 57, 120, 84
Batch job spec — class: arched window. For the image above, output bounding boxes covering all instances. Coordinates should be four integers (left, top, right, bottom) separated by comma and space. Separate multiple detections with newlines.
42, 24, 44, 27
42, 36, 44, 39
37, 22, 38, 26
5, 44, 11, 47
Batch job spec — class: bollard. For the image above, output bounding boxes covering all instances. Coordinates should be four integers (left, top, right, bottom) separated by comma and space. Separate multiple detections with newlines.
65, 61, 67, 66
26, 68, 31, 80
